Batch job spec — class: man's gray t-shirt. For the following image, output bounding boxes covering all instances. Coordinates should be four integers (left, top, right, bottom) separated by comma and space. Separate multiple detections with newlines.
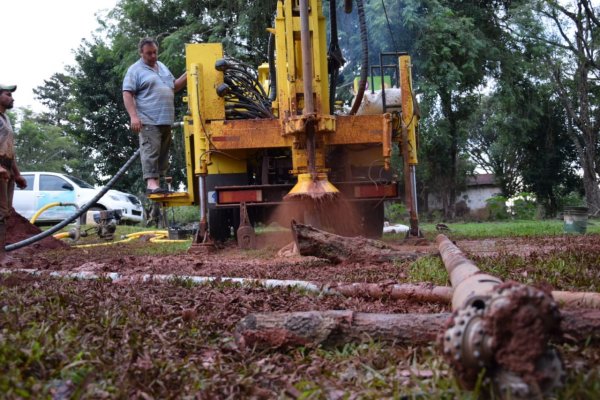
123, 59, 175, 125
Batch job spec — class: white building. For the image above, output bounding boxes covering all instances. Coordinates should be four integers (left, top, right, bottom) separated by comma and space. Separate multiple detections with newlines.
428, 174, 501, 213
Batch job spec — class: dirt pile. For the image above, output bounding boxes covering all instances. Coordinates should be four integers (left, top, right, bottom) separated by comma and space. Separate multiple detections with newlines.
6, 209, 67, 251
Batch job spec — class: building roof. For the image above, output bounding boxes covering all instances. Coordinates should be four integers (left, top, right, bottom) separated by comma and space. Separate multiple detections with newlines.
466, 173, 497, 187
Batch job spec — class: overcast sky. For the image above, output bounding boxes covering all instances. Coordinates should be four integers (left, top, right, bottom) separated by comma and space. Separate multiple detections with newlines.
2, 0, 118, 112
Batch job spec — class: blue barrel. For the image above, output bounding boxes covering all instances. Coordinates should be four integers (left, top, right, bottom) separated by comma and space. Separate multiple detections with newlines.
563, 206, 588, 234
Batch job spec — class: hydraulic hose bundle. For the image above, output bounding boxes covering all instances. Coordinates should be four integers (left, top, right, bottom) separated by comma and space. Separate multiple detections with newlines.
215, 58, 274, 119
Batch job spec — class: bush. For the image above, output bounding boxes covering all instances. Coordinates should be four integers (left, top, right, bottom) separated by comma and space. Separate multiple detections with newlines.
466, 207, 490, 222
559, 191, 586, 208
166, 205, 200, 223
509, 192, 537, 220
426, 209, 444, 223
385, 202, 407, 223
486, 195, 509, 220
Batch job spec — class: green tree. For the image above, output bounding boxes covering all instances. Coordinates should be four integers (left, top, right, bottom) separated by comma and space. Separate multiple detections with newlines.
12, 108, 89, 178
507, 0, 600, 213
520, 91, 581, 216
401, 0, 506, 218
34, 0, 279, 195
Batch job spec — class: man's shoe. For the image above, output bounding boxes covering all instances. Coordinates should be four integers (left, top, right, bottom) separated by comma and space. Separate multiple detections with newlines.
146, 187, 169, 195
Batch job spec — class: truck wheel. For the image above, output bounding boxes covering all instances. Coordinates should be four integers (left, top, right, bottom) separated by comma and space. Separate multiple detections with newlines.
360, 202, 384, 238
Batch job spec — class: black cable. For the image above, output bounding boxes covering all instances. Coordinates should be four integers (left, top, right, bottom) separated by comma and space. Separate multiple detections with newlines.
223, 64, 268, 98
218, 57, 274, 119
349, 0, 369, 115
225, 102, 271, 115
7, 149, 141, 252
268, 32, 277, 102
344, 0, 352, 13
224, 93, 272, 116
225, 110, 264, 119
225, 71, 266, 96
381, 0, 399, 52
328, 0, 344, 112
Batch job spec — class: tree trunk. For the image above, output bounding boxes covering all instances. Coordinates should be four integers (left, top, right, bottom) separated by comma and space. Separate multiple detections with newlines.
546, 3, 600, 215
236, 309, 600, 350
291, 221, 423, 263
582, 154, 600, 214
440, 90, 457, 220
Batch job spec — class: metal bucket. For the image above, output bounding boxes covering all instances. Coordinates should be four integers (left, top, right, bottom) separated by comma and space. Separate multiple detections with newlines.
563, 206, 588, 234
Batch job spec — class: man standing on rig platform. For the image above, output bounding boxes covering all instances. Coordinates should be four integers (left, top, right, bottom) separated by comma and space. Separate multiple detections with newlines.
0, 84, 28, 264
123, 37, 187, 195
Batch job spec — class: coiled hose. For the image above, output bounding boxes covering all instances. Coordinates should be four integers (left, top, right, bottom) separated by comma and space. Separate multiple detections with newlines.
6, 149, 141, 252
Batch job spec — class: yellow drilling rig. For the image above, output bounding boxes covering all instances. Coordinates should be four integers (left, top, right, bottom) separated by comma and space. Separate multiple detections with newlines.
151, 0, 420, 247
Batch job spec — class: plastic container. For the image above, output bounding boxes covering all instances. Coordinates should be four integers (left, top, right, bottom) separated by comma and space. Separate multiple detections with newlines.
353, 89, 402, 115
563, 206, 588, 234
168, 228, 194, 240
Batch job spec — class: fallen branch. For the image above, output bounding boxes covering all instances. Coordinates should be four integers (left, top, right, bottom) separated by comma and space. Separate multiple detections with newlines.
236, 310, 448, 349
329, 282, 600, 309
236, 309, 600, 350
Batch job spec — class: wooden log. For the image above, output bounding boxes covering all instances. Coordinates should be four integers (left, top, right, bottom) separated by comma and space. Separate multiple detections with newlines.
560, 309, 600, 342
236, 310, 448, 350
552, 290, 600, 309
235, 309, 600, 350
291, 221, 422, 263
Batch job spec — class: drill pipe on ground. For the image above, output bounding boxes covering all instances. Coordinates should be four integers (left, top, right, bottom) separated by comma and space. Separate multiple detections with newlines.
436, 234, 565, 399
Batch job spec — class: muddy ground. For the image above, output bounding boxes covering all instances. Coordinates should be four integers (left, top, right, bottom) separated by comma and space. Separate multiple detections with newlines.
2, 211, 600, 398
6, 219, 600, 289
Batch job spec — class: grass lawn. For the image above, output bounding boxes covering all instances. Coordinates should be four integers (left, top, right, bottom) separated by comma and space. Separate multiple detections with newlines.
3, 218, 599, 398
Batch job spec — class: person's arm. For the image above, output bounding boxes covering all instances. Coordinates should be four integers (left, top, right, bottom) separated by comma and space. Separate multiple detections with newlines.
11, 161, 26, 189
123, 91, 142, 133
174, 71, 187, 93
0, 166, 9, 182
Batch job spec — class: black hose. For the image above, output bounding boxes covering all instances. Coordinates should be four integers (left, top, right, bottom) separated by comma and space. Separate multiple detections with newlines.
268, 32, 277, 102
218, 57, 273, 120
349, 0, 368, 115
7, 148, 141, 252
344, 0, 353, 13
328, 0, 345, 113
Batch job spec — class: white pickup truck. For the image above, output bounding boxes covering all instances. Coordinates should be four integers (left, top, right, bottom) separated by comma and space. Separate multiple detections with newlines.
13, 171, 144, 224
383, 221, 409, 234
